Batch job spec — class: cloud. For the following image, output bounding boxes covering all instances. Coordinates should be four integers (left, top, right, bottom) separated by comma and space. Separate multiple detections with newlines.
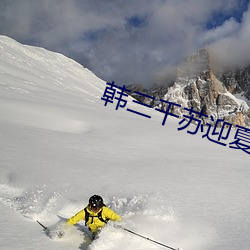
200, 18, 240, 45
209, 3, 250, 69
0, 0, 249, 87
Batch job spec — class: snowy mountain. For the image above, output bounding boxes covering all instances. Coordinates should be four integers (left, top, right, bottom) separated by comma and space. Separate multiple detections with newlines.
127, 49, 250, 128
0, 36, 249, 250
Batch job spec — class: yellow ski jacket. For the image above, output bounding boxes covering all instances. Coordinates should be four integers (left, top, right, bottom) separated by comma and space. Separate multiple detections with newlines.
67, 206, 121, 233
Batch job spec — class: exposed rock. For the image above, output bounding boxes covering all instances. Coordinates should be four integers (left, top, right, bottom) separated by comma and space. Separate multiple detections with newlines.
217, 66, 250, 100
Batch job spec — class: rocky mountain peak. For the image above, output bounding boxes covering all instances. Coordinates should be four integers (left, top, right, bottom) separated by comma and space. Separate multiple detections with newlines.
127, 49, 250, 128
177, 48, 210, 78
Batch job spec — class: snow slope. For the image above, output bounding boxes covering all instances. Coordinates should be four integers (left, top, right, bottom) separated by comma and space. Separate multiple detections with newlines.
0, 36, 249, 250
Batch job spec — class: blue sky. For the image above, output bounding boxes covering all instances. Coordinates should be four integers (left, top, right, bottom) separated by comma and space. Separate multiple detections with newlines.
0, 0, 249, 87
206, 0, 249, 28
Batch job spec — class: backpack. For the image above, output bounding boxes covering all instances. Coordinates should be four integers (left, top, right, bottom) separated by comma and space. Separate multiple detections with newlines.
84, 206, 109, 226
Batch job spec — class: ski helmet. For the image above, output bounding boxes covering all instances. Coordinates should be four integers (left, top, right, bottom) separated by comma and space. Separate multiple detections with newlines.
89, 195, 104, 210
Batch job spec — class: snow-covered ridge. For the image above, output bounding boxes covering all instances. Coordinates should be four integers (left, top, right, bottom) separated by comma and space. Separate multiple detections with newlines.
0, 35, 105, 99
0, 35, 141, 133
0, 35, 108, 134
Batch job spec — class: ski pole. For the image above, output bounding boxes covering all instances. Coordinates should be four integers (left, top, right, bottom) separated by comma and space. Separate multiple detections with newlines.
37, 220, 48, 231
122, 227, 180, 250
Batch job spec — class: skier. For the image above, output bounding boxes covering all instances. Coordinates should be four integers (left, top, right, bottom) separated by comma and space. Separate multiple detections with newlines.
66, 194, 122, 239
